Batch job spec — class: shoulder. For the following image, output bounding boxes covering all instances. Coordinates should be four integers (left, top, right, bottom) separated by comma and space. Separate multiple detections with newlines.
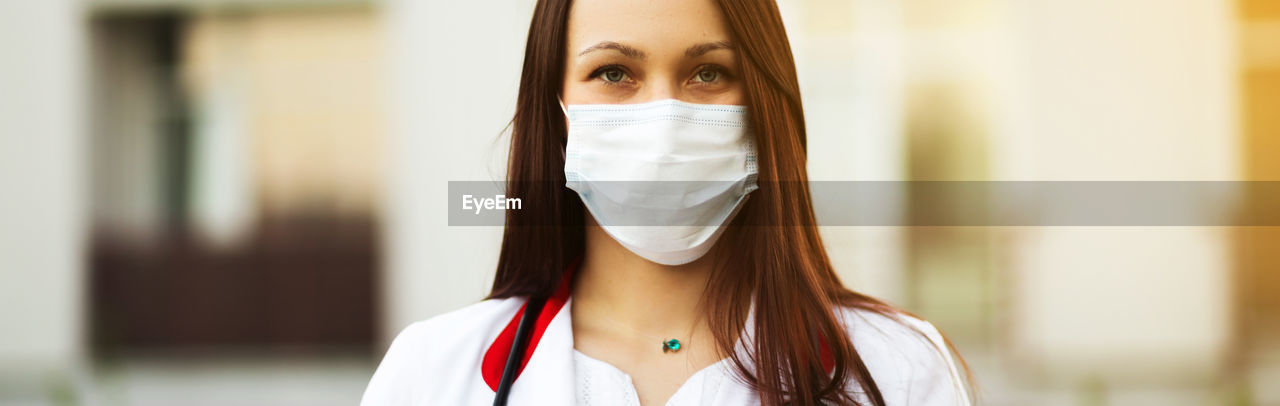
396, 297, 524, 348
835, 306, 972, 406
361, 297, 524, 406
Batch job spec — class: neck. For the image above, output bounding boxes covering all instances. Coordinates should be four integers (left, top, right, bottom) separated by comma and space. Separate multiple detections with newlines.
571, 217, 716, 338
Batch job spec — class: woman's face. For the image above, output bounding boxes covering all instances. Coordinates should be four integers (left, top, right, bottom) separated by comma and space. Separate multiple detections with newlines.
561, 0, 744, 106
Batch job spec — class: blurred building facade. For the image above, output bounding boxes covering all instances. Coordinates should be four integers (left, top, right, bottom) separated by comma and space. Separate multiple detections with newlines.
87, 5, 384, 353
0, 0, 1277, 405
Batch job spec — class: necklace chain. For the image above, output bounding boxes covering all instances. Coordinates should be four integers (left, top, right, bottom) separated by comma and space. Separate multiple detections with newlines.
591, 314, 698, 354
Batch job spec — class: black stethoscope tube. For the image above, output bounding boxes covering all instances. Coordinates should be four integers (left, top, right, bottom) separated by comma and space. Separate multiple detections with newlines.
493, 295, 547, 406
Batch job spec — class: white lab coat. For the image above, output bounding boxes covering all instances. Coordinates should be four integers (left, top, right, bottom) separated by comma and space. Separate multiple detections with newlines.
361, 289, 972, 406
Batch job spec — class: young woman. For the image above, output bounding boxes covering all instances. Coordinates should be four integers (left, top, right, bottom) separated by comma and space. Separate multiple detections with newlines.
362, 0, 972, 405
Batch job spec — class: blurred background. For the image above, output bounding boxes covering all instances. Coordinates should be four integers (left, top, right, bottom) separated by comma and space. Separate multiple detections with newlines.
0, 0, 1276, 405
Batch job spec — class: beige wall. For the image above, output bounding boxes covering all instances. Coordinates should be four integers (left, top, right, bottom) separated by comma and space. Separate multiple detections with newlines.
998, 0, 1237, 389
0, 0, 87, 384
380, 0, 532, 344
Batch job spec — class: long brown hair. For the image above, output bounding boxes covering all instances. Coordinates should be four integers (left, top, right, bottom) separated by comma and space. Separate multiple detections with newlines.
489, 1, 931, 404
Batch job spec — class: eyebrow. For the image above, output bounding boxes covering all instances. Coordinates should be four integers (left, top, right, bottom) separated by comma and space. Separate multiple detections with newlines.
576, 40, 735, 60
685, 40, 733, 58
578, 41, 647, 60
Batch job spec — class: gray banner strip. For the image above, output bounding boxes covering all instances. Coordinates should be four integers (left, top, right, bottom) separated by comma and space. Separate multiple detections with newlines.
449, 181, 1280, 226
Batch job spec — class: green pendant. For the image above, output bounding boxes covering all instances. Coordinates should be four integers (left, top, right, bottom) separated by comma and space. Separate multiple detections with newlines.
662, 339, 682, 353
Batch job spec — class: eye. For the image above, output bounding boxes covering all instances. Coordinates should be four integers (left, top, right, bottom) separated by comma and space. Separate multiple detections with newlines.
592, 66, 629, 84
695, 69, 721, 83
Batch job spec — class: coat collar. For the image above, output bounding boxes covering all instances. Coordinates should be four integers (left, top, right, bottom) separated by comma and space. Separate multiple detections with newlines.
480, 259, 579, 392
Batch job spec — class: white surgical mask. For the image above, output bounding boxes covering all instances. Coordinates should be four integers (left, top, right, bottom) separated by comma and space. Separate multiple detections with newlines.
563, 99, 758, 265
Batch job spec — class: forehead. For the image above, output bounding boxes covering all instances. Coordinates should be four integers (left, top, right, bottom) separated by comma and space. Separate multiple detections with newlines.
566, 0, 732, 54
